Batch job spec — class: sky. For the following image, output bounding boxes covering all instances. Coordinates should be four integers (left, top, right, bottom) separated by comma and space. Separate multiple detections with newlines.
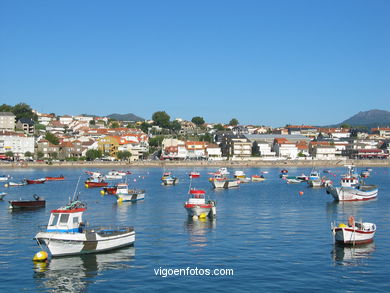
0, 0, 389, 127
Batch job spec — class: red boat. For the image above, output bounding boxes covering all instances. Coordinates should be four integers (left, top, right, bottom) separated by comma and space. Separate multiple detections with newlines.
26, 178, 46, 184
45, 176, 65, 181
189, 171, 200, 178
102, 186, 117, 195
85, 177, 108, 188
8, 194, 46, 209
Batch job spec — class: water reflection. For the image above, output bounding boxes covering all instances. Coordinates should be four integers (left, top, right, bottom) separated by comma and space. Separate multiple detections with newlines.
185, 218, 216, 248
33, 246, 135, 292
332, 242, 375, 265
326, 200, 374, 219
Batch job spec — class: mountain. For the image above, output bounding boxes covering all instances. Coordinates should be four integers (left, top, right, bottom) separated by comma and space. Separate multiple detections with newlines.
107, 113, 144, 122
338, 109, 390, 128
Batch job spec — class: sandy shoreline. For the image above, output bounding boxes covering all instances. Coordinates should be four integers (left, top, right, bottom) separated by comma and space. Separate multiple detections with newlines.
1, 159, 390, 169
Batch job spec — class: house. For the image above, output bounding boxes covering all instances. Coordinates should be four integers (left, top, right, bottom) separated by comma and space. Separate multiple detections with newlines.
295, 141, 309, 157
256, 140, 276, 158
46, 120, 66, 134
37, 113, 55, 126
16, 118, 35, 135
60, 140, 84, 159
185, 141, 207, 159
371, 127, 390, 138
0, 130, 35, 159
58, 115, 74, 125
229, 138, 252, 159
273, 138, 298, 159
97, 136, 120, 157
206, 143, 222, 160
36, 139, 60, 159
0, 112, 16, 131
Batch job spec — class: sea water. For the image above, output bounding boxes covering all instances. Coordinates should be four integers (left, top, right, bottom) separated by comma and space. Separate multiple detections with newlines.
0, 166, 389, 292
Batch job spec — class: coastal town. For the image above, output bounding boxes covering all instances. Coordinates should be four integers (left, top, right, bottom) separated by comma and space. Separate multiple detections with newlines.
1, 103, 390, 165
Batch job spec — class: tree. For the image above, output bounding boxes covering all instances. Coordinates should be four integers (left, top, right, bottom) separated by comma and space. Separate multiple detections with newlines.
85, 149, 102, 161
149, 136, 164, 147
191, 116, 205, 127
5, 151, 14, 158
0, 104, 12, 112
152, 111, 171, 128
117, 151, 132, 161
110, 121, 120, 128
170, 120, 181, 132
37, 151, 44, 159
229, 118, 239, 126
89, 120, 95, 125
45, 132, 59, 145
213, 124, 225, 131
50, 152, 58, 159
252, 141, 260, 156
341, 123, 351, 129
198, 133, 214, 143
139, 122, 151, 133
35, 124, 46, 130
24, 151, 33, 158
12, 103, 38, 121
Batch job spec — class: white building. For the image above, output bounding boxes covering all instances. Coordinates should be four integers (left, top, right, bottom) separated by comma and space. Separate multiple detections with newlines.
206, 144, 222, 160
0, 112, 16, 130
37, 113, 54, 126
312, 145, 337, 160
257, 141, 276, 157
0, 131, 35, 158
59, 115, 74, 125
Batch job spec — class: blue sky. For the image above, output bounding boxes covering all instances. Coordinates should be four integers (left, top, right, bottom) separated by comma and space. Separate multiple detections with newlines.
1, 0, 389, 126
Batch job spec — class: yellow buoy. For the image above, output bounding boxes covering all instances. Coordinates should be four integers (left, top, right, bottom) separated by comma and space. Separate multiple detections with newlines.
118, 197, 123, 203
85, 184, 88, 188
4, 183, 8, 188
100, 190, 105, 195
33, 251, 48, 262
338, 223, 347, 228
199, 212, 207, 219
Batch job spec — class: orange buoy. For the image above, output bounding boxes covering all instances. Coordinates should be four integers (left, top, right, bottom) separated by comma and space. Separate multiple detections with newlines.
299, 191, 304, 196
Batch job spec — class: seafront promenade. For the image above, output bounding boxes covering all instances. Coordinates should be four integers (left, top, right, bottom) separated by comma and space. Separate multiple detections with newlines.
1, 159, 390, 168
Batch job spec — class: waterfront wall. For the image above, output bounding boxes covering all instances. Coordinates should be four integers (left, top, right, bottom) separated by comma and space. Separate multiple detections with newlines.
1, 159, 390, 168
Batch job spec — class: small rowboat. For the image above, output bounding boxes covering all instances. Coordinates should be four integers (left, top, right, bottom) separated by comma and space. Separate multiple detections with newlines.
9, 194, 45, 209
332, 216, 376, 245
26, 178, 46, 184
5, 181, 27, 187
189, 171, 200, 178
45, 176, 65, 181
251, 175, 265, 182
85, 181, 108, 188
0, 192, 7, 200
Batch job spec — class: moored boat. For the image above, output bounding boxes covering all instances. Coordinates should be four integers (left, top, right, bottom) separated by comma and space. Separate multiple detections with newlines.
360, 170, 370, 178
0, 192, 7, 200
233, 170, 246, 179
105, 171, 124, 180
45, 176, 65, 181
0, 175, 11, 181
188, 171, 200, 178
26, 178, 47, 184
34, 199, 135, 256
8, 194, 45, 209
5, 181, 27, 187
85, 177, 108, 188
211, 178, 240, 189
114, 183, 145, 203
331, 216, 376, 245
161, 172, 179, 185
184, 189, 216, 218
251, 175, 265, 182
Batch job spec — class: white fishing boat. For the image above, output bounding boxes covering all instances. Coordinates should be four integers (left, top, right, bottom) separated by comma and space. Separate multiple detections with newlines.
35, 200, 135, 257
233, 170, 246, 178
331, 216, 376, 245
0, 192, 7, 200
161, 172, 179, 185
211, 178, 240, 189
217, 168, 230, 175
105, 171, 124, 180
308, 169, 321, 187
326, 166, 378, 201
115, 183, 145, 203
251, 175, 266, 182
287, 178, 302, 184
6, 181, 27, 187
184, 189, 216, 218
0, 175, 10, 181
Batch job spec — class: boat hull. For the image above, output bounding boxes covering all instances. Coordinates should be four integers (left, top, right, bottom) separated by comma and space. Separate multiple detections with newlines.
327, 185, 378, 201
85, 182, 108, 188
332, 226, 375, 245
184, 204, 216, 218
211, 179, 240, 189
116, 191, 145, 202
35, 228, 135, 256
308, 179, 322, 187
26, 179, 46, 184
9, 200, 45, 209
161, 178, 179, 185
45, 177, 65, 181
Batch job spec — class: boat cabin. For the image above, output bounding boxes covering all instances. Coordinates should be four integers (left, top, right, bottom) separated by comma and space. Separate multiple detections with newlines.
188, 189, 206, 204
116, 183, 129, 194
46, 207, 85, 233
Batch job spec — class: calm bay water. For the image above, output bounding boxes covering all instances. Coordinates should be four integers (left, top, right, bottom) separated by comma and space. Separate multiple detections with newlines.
0, 166, 389, 292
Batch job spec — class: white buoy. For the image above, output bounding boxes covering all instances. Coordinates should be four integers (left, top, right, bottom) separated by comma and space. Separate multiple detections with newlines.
192, 215, 198, 220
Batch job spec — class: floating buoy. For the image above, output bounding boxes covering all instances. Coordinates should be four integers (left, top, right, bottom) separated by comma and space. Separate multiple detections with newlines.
192, 215, 198, 220
85, 184, 89, 188
4, 184, 8, 188
299, 191, 304, 196
118, 197, 123, 203
338, 223, 347, 228
33, 251, 48, 262
100, 190, 105, 195
199, 212, 207, 219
